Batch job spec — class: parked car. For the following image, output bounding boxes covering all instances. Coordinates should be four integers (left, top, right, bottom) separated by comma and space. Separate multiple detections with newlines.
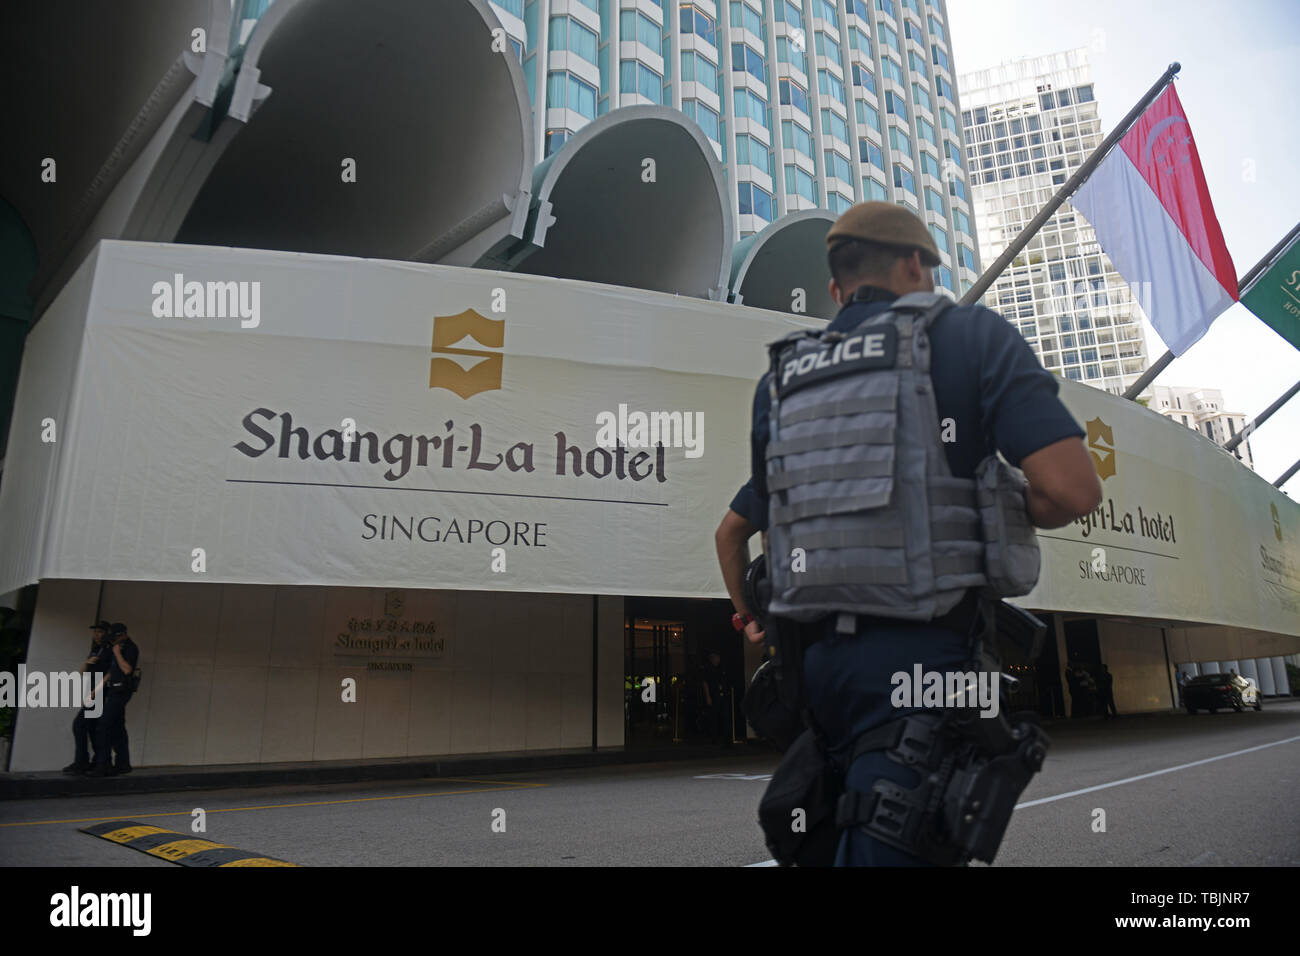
1184, 673, 1261, 714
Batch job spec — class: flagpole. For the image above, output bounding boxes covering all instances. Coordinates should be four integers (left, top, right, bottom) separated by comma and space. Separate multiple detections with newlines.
1274, 457, 1300, 490
1123, 221, 1300, 400
1223, 378, 1300, 452
959, 62, 1182, 308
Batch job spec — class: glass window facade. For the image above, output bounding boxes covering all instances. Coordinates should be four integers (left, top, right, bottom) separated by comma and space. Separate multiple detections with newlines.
893, 163, 915, 194
856, 98, 881, 132
818, 69, 846, 105
682, 98, 721, 142
549, 16, 598, 63
825, 149, 853, 183
736, 133, 774, 175
929, 222, 949, 253
851, 63, 877, 94
779, 77, 810, 115
859, 137, 885, 170
547, 70, 597, 117
681, 50, 720, 92
815, 31, 841, 61
821, 108, 849, 144
888, 126, 912, 157
620, 9, 661, 49
848, 26, 872, 57
782, 119, 814, 157
680, 3, 717, 46
857, 136, 889, 170
731, 1, 765, 36
912, 82, 932, 112
732, 42, 766, 81
735, 87, 770, 124
620, 60, 664, 103
877, 22, 900, 54
786, 164, 818, 202
738, 181, 775, 221
775, 0, 804, 29
776, 36, 807, 75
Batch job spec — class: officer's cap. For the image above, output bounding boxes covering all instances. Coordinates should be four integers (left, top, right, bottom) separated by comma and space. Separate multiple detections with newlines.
109, 623, 128, 636
89, 620, 109, 631
826, 201, 942, 267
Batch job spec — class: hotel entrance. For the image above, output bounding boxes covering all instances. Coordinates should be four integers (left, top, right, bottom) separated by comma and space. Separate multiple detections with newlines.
623, 597, 742, 748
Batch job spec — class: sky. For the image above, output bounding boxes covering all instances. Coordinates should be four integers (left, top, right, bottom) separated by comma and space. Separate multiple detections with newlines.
946, 0, 1300, 493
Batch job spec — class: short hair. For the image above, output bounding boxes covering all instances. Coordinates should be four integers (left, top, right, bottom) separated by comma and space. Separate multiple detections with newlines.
827, 238, 919, 288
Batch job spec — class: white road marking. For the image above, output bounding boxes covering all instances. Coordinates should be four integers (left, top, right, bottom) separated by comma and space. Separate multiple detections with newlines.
1013, 734, 1300, 809
694, 773, 773, 781
744, 733, 1300, 866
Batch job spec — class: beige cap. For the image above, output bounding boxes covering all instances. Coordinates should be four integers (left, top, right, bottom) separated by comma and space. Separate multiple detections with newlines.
826, 201, 941, 267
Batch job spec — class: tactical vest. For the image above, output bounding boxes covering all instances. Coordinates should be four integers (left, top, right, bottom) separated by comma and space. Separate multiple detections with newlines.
763, 291, 1039, 623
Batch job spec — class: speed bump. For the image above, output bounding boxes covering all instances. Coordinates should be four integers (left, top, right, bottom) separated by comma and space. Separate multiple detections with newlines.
81, 820, 299, 867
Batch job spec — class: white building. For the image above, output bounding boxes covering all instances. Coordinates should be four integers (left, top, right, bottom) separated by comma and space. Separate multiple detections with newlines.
957, 49, 1150, 394
1151, 385, 1256, 471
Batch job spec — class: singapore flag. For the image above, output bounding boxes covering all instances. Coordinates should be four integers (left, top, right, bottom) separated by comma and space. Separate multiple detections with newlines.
1071, 84, 1238, 356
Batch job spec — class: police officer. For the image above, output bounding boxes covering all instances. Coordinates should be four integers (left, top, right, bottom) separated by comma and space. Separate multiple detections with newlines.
63, 620, 112, 774
87, 622, 139, 777
716, 202, 1102, 865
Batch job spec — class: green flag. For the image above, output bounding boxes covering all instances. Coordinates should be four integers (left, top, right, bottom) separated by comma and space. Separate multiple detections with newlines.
1240, 231, 1300, 352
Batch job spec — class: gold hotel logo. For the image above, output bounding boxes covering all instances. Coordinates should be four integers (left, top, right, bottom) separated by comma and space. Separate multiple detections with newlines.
429, 309, 505, 399
1086, 417, 1115, 480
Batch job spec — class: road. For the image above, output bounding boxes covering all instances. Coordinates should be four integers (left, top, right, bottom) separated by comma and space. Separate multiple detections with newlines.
3, 703, 1298, 866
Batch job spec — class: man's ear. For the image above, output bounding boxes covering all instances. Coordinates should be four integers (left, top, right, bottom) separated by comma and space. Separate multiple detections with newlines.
828, 277, 842, 306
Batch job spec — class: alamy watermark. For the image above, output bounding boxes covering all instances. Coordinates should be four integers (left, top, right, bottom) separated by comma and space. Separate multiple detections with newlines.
0, 667, 102, 716
890, 664, 1001, 718
151, 272, 260, 328
595, 403, 704, 458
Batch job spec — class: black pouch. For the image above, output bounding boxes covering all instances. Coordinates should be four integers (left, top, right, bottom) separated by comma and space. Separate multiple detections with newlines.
757, 727, 844, 866
742, 660, 804, 750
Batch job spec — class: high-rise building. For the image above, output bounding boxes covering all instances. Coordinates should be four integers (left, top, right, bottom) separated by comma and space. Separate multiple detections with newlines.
957, 49, 1149, 393
1151, 385, 1256, 471
492, 0, 983, 296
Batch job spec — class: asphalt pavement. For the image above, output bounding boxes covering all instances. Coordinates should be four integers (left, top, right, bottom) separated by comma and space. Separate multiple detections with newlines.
2, 702, 1297, 866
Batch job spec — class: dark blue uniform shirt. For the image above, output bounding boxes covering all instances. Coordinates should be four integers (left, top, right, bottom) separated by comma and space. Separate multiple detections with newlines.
731, 286, 1085, 866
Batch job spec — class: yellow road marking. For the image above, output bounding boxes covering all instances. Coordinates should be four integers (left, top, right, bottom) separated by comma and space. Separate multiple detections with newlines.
146, 839, 231, 860
1, 780, 548, 828
99, 824, 174, 843
220, 857, 299, 867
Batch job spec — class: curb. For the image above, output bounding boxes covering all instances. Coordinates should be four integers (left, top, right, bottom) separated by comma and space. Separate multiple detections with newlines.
0, 742, 772, 800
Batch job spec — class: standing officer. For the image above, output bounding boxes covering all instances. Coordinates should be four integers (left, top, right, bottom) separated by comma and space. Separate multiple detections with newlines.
63, 620, 112, 774
716, 202, 1101, 865
87, 622, 139, 777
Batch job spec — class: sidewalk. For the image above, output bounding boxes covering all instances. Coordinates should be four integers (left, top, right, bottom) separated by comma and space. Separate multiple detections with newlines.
0, 741, 769, 800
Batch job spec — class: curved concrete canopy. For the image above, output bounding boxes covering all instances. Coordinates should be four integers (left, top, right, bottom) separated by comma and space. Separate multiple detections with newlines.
176, 0, 533, 262
1, 0, 230, 300
730, 210, 837, 319
509, 106, 732, 301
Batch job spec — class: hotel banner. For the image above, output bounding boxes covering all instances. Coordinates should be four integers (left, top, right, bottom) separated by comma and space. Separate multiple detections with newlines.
1, 241, 1296, 635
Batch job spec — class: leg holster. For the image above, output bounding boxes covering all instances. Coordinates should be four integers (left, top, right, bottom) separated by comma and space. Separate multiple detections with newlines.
835, 708, 1050, 866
